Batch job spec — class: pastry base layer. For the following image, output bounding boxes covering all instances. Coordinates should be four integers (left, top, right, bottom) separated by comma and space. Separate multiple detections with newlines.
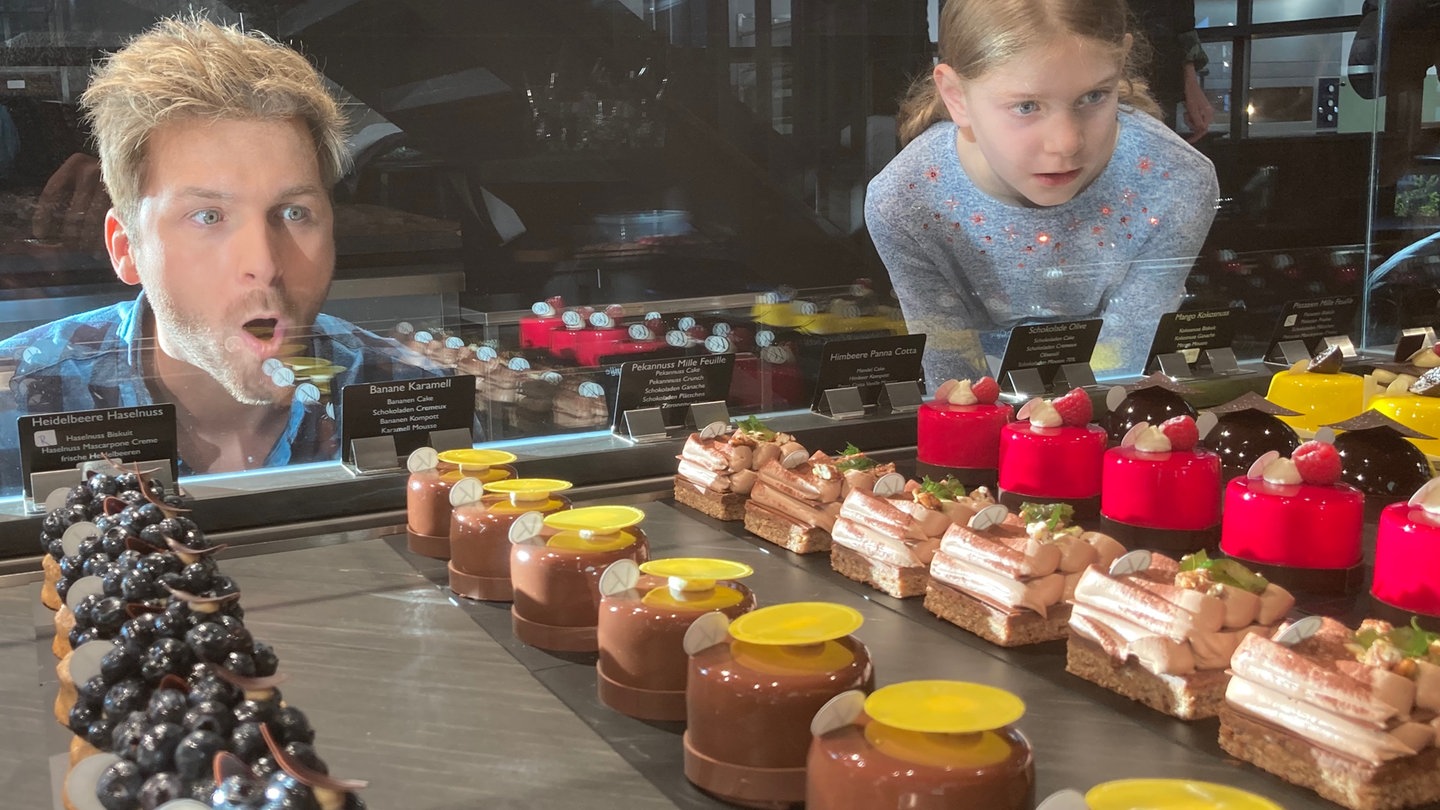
596, 661, 686, 723
743, 502, 831, 554
406, 527, 450, 560
683, 730, 804, 809
510, 608, 598, 653
830, 544, 928, 599
922, 580, 1070, 647
673, 477, 747, 521
41, 556, 61, 611
1218, 705, 1440, 810
447, 561, 513, 602
1065, 635, 1227, 720
53, 606, 73, 660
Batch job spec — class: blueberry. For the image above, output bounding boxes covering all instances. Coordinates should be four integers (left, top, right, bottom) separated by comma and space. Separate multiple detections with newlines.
210, 575, 240, 598
187, 622, 230, 663
261, 771, 318, 810
233, 698, 278, 727
100, 526, 131, 557
41, 511, 66, 539
85, 715, 117, 749
135, 502, 166, 527
115, 472, 141, 491
101, 564, 128, 598
95, 758, 145, 810
46, 538, 65, 560
212, 773, 266, 809
150, 610, 186, 640
100, 644, 141, 682
146, 688, 189, 725
111, 711, 149, 758
188, 777, 218, 802
91, 596, 129, 636
88, 473, 118, 496
225, 651, 257, 677
58, 554, 84, 582
273, 706, 313, 745
183, 700, 235, 737
137, 770, 187, 809
141, 637, 195, 684
81, 553, 115, 578
121, 570, 164, 602
103, 678, 148, 720
230, 721, 266, 763
69, 625, 101, 649
134, 721, 185, 775
79, 673, 112, 709
281, 743, 326, 775
118, 615, 160, 654
174, 729, 227, 781
251, 642, 279, 678
67, 699, 100, 736
78, 535, 102, 559
188, 676, 241, 709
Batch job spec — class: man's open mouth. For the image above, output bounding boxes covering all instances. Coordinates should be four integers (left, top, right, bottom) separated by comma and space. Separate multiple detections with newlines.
244, 318, 279, 342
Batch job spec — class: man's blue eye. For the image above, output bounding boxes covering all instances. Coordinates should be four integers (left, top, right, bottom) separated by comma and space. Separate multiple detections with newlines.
191, 210, 220, 225
281, 205, 308, 222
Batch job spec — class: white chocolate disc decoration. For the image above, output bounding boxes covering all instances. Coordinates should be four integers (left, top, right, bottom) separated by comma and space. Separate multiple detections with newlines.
541, 371, 563, 384
796, 300, 818, 316
712, 322, 732, 337
934, 378, 959, 401
683, 611, 732, 656
444, 336, 465, 349
810, 689, 867, 737
757, 291, 779, 305
1195, 411, 1219, 439
294, 383, 321, 407
700, 421, 730, 440
761, 346, 792, 364
589, 311, 614, 328
781, 449, 809, 469
873, 472, 906, 497
448, 477, 485, 508
704, 335, 731, 354
61, 522, 99, 556
628, 323, 653, 341
1314, 426, 1337, 445
65, 575, 105, 610
1247, 450, 1280, 480
599, 559, 641, 597
507, 357, 531, 371
1105, 385, 1128, 413
508, 511, 546, 545
677, 316, 697, 331
406, 447, 440, 473
666, 330, 690, 347
969, 504, 1010, 531
755, 329, 775, 348
1273, 615, 1324, 647
1036, 790, 1089, 810
325, 402, 335, 421
532, 301, 555, 316
68, 639, 112, 687
270, 366, 296, 387
1120, 421, 1150, 449
64, 751, 122, 810
1016, 397, 1042, 421
261, 358, 284, 376
44, 487, 72, 512
414, 330, 433, 344
562, 310, 585, 329
1109, 549, 1152, 576
578, 381, 605, 398
477, 345, 499, 362
1408, 477, 1440, 514
644, 311, 662, 322
156, 801, 212, 809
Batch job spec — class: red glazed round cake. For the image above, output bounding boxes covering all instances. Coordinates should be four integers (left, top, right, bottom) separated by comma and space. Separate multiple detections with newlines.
1372, 480, 1440, 618
596, 559, 756, 722
510, 505, 651, 652
1100, 417, 1221, 553
916, 377, 1012, 489
448, 479, 573, 602
997, 389, 1106, 519
684, 603, 874, 809
1219, 441, 1364, 595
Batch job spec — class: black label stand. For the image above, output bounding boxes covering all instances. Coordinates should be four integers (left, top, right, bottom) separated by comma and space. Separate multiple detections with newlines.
816, 387, 866, 420
877, 381, 924, 413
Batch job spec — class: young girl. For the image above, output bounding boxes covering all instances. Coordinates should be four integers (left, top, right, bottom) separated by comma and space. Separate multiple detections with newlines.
866, 0, 1218, 385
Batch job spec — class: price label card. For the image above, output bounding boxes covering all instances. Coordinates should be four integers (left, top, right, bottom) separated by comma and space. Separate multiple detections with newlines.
611, 354, 735, 431
808, 334, 926, 411
996, 320, 1102, 390
1145, 308, 1237, 372
340, 375, 474, 463
18, 405, 178, 499
1265, 296, 1359, 363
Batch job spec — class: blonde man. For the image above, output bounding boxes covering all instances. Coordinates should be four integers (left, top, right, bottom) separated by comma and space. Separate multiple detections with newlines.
1, 17, 434, 489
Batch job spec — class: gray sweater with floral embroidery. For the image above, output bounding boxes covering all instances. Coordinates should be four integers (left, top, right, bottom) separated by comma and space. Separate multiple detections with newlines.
864, 109, 1218, 386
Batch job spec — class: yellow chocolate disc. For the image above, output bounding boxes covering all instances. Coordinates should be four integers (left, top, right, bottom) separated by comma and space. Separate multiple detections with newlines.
864, 680, 1024, 735
640, 558, 753, 582
727, 602, 862, 645
437, 448, 518, 470
1086, 780, 1283, 810
731, 640, 855, 675
485, 478, 574, 501
862, 725, 1014, 770
543, 505, 645, 534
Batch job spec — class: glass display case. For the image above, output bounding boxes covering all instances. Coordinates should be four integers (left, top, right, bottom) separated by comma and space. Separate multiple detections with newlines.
0, 0, 1434, 558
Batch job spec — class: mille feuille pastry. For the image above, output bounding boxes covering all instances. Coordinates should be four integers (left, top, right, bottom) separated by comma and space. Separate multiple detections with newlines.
1066, 549, 1294, 720
830, 474, 988, 599
744, 443, 892, 554
915, 376, 1013, 490
807, 681, 1034, 809
1220, 615, 1440, 810
1266, 344, 1365, 435
673, 416, 802, 521
551, 379, 609, 428
925, 502, 1124, 647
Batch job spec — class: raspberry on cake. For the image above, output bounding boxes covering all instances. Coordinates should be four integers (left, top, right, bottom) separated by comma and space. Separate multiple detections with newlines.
1067, 549, 1295, 720
1373, 478, 1440, 627
924, 502, 1124, 646
1101, 415, 1222, 554
916, 377, 1014, 490
1219, 439, 1366, 596
1266, 344, 1366, 434
997, 389, 1108, 520
830, 474, 989, 599
1219, 616, 1440, 810
674, 416, 802, 521
744, 444, 894, 554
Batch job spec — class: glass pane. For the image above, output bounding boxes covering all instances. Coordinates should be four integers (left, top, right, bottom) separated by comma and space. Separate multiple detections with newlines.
1245, 33, 1347, 137
1195, 0, 1238, 28
1253, 0, 1352, 25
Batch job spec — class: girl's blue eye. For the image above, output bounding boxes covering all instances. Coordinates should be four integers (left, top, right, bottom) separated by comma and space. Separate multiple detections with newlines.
191, 209, 221, 225
280, 205, 309, 222
1081, 90, 1110, 106
1014, 101, 1040, 115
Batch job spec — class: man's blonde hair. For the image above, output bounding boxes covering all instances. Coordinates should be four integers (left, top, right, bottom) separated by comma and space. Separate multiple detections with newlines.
81, 16, 349, 225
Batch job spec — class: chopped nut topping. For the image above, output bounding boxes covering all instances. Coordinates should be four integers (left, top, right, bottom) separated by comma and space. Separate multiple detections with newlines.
1396, 658, 1418, 678
729, 433, 758, 448
913, 491, 942, 511
1174, 568, 1213, 592
813, 463, 838, 480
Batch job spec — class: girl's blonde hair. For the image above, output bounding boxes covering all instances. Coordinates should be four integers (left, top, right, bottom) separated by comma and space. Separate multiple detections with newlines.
80, 16, 350, 226
897, 0, 1160, 145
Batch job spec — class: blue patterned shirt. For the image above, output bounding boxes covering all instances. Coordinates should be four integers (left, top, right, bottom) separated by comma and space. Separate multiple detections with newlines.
0, 292, 439, 493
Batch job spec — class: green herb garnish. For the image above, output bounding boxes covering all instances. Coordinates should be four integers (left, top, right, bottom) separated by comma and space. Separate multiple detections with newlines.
1356, 617, 1439, 659
834, 442, 875, 472
1019, 502, 1074, 531
736, 415, 776, 441
919, 476, 966, 501
1178, 550, 1270, 595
